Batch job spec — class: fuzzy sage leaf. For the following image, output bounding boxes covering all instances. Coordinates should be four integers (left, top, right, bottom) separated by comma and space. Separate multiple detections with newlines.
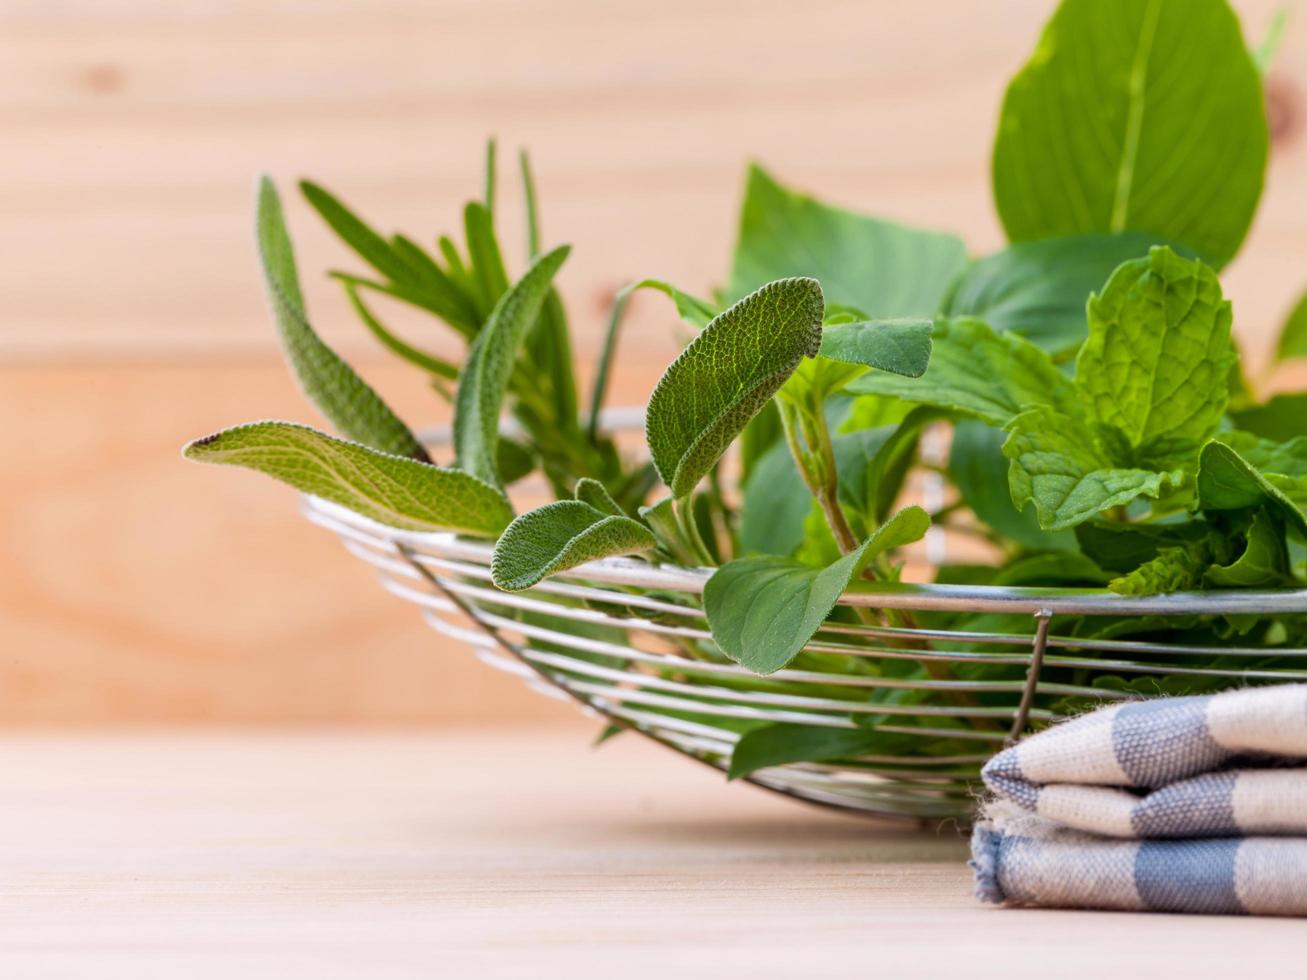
183, 421, 512, 537
256, 178, 428, 461
491, 499, 657, 592
453, 245, 570, 488
646, 277, 823, 498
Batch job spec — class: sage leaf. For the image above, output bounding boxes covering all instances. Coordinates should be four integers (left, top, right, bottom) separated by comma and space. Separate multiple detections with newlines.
638, 497, 701, 566
574, 477, 624, 516
704, 507, 929, 675
846, 318, 1077, 426
1197, 438, 1307, 535
728, 164, 967, 316
993, 0, 1267, 268
1003, 407, 1186, 530
183, 421, 512, 537
300, 180, 414, 285
463, 200, 510, 316
341, 280, 460, 380
490, 500, 657, 592
646, 277, 823, 498
256, 178, 428, 461
728, 724, 892, 780
1274, 288, 1307, 364
941, 232, 1169, 354
818, 318, 932, 378
453, 245, 570, 488
1076, 247, 1234, 468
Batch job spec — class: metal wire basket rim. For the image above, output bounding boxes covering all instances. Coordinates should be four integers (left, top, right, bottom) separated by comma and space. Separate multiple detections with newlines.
306, 497, 1307, 617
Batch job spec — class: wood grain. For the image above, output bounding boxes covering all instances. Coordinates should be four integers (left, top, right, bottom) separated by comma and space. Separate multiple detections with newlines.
0, 730, 1300, 978
2, 0, 1305, 724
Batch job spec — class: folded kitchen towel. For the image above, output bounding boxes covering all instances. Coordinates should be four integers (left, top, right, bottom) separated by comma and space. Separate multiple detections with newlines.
970, 684, 1307, 915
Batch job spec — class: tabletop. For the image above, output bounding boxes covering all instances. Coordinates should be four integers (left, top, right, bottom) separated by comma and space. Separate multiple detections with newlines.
1, 728, 1301, 978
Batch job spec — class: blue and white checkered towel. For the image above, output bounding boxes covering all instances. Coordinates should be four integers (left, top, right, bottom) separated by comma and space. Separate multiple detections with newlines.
971, 685, 1307, 915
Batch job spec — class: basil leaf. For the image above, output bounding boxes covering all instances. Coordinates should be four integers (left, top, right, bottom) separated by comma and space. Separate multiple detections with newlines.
1076, 248, 1234, 469
941, 232, 1168, 354
993, 0, 1267, 268
453, 245, 570, 488
256, 178, 428, 461
1274, 288, 1307, 364
1003, 407, 1186, 530
818, 318, 932, 377
646, 277, 823, 498
727, 164, 967, 316
491, 500, 657, 592
704, 507, 929, 675
728, 724, 893, 781
183, 422, 511, 537
846, 317, 1077, 426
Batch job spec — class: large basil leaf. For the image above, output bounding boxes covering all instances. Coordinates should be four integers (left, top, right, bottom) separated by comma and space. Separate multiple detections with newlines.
727, 165, 967, 315
993, 0, 1267, 268
183, 422, 512, 537
646, 278, 823, 497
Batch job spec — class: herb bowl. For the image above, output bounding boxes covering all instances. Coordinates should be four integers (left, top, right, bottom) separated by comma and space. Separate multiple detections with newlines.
304, 489, 1307, 822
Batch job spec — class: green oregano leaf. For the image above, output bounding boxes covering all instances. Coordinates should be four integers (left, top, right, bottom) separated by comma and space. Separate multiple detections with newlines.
646, 277, 823, 498
490, 499, 657, 592
453, 245, 570, 488
256, 178, 429, 461
183, 421, 512, 537
704, 506, 929, 675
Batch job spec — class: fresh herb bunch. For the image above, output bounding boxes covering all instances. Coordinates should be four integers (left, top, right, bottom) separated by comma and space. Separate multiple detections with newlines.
186, 0, 1307, 776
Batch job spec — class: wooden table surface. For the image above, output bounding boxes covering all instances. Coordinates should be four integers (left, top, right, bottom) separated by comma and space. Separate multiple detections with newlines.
2, 730, 1301, 978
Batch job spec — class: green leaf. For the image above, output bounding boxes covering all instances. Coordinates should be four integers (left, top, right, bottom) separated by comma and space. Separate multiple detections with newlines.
941, 232, 1169, 354
728, 724, 891, 780
1231, 394, 1307, 442
1109, 542, 1211, 595
299, 180, 413, 285
818, 319, 932, 377
574, 477, 624, 516
949, 420, 1076, 551
992, 0, 1268, 268
1076, 248, 1233, 467
1003, 406, 1186, 530
340, 280, 460, 380
704, 507, 929, 675
738, 440, 812, 556
646, 278, 823, 498
453, 245, 570, 488
637, 497, 700, 566
464, 200, 510, 316
727, 164, 968, 315
1197, 438, 1307, 535
846, 317, 1077, 426
490, 500, 657, 592
1204, 510, 1288, 588
495, 435, 536, 486
1074, 518, 1210, 572
183, 422, 511, 537
1274, 288, 1307, 364
255, 178, 428, 462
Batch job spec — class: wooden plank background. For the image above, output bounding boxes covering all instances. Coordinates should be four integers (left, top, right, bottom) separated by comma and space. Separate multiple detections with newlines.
2, 0, 1304, 724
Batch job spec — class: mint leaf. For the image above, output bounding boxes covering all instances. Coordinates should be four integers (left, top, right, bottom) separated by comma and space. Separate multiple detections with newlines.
818, 318, 932, 377
1274, 288, 1307, 363
1232, 393, 1307, 442
646, 278, 823, 498
846, 317, 1077, 426
941, 232, 1168, 354
491, 499, 657, 592
1197, 437, 1307, 535
1076, 248, 1234, 468
738, 440, 813, 556
453, 245, 570, 488
256, 178, 428, 461
1075, 518, 1210, 572
1003, 407, 1186, 530
949, 419, 1076, 551
1109, 542, 1212, 595
728, 724, 893, 780
993, 0, 1267, 268
704, 507, 929, 675
728, 164, 967, 316
183, 422, 511, 537
1204, 510, 1288, 588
